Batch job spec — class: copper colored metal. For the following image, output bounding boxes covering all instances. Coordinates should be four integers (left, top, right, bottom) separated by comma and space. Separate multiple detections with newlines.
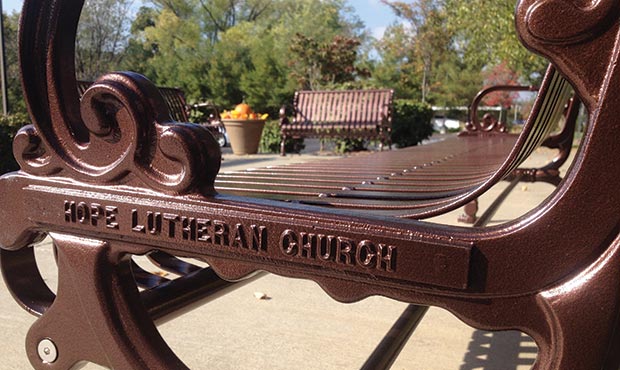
280, 89, 393, 155
1, 0, 620, 369
464, 84, 539, 133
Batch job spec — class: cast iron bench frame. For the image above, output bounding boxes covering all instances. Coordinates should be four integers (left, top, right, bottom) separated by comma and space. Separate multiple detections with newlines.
1, 1, 620, 369
279, 89, 394, 155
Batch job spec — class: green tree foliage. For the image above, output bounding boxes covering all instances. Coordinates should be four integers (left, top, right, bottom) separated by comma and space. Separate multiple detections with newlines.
372, 0, 480, 106
76, 0, 134, 80
288, 33, 370, 90
0, 113, 30, 174
119, 6, 159, 79
444, 0, 547, 82
379, 0, 452, 103
239, 31, 291, 114
140, 0, 365, 111
143, 8, 211, 100
1, 12, 25, 114
432, 56, 482, 108
373, 0, 546, 107
371, 25, 421, 100
391, 100, 433, 148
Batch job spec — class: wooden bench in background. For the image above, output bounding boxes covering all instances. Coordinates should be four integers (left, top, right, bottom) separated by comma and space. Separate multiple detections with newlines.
1, 1, 620, 369
280, 89, 393, 155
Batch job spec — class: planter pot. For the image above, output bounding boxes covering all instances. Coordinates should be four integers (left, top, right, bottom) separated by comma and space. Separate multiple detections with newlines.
221, 119, 266, 155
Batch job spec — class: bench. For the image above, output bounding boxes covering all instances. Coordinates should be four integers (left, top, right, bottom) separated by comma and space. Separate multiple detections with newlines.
2, 1, 620, 369
279, 89, 393, 155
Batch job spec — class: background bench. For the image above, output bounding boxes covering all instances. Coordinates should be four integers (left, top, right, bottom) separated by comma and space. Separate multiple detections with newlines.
280, 89, 393, 155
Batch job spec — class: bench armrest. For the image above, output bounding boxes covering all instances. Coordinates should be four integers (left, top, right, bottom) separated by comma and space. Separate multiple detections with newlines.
192, 100, 222, 124
466, 85, 538, 133
279, 104, 293, 126
380, 103, 393, 128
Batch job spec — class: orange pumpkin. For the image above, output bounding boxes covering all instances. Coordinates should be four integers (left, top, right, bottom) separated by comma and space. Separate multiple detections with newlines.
234, 103, 253, 115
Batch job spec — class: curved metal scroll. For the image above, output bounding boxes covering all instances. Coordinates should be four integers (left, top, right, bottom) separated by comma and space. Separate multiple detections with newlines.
524, 0, 620, 44
16, 0, 221, 195
463, 85, 538, 133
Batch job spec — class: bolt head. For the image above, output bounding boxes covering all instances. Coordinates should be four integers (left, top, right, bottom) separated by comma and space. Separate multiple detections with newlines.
37, 339, 58, 363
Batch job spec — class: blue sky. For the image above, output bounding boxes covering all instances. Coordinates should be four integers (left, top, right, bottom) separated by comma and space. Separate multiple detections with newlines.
3, 0, 398, 39
347, 0, 398, 39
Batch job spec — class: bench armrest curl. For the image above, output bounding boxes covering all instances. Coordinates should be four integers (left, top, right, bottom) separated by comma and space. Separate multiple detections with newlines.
466, 84, 538, 133
192, 100, 222, 124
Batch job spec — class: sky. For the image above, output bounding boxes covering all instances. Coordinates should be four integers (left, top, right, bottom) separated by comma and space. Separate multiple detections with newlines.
2, 0, 398, 39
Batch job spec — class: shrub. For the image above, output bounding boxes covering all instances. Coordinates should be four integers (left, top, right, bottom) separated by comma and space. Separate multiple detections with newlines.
259, 120, 305, 154
391, 100, 433, 148
334, 137, 366, 153
0, 113, 29, 174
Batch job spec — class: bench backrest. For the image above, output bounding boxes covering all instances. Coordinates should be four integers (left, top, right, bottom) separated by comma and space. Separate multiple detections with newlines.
498, 66, 572, 176
293, 89, 393, 126
77, 80, 190, 123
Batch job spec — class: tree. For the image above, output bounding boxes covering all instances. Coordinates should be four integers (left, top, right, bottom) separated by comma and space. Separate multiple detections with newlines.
119, 6, 159, 79
432, 57, 483, 108
143, 8, 210, 100
1, 12, 26, 114
76, 0, 134, 80
380, 0, 452, 102
481, 62, 521, 107
371, 24, 421, 100
444, 0, 547, 82
86, 0, 367, 114
288, 33, 370, 90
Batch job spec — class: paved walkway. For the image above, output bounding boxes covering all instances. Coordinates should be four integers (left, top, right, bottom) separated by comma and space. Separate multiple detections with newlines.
0, 137, 570, 369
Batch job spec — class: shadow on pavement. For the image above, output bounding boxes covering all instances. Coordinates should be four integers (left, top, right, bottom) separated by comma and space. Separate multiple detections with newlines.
460, 330, 537, 370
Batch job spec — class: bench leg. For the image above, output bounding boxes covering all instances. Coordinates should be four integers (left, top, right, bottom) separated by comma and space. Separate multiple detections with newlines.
23, 234, 188, 370
444, 231, 620, 370
458, 199, 478, 224
280, 135, 286, 156
529, 232, 620, 369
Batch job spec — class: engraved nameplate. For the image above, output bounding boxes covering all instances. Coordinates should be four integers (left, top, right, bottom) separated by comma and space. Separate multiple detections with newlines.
21, 182, 473, 290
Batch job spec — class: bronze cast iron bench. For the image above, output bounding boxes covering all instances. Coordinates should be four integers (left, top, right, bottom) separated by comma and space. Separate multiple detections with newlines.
279, 89, 393, 155
2, 0, 620, 369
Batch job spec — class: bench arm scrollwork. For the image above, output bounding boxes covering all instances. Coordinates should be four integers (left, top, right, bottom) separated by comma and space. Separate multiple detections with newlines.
464, 84, 538, 133
17, 1, 221, 196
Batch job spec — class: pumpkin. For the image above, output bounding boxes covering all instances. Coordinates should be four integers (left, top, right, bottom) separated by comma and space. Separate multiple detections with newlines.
234, 103, 253, 115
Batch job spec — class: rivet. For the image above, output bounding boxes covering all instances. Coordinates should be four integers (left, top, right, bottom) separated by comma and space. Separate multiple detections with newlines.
37, 338, 58, 363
